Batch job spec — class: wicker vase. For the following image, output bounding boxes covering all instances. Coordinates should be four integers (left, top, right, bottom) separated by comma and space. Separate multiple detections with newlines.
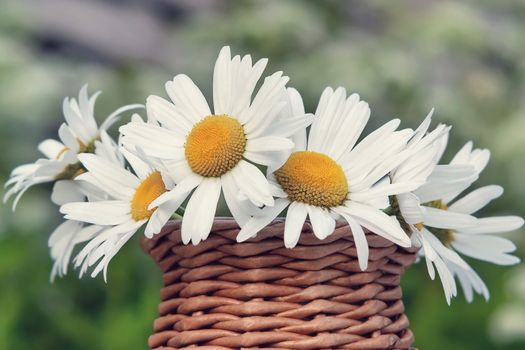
141, 218, 418, 350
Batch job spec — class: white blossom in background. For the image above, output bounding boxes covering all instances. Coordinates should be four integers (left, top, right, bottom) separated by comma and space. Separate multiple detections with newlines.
397, 136, 523, 304
3, 85, 142, 210
49, 130, 124, 281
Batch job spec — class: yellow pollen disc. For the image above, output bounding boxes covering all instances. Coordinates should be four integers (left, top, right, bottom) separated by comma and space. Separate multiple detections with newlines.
185, 115, 247, 177
131, 171, 167, 221
414, 222, 424, 231
274, 151, 348, 208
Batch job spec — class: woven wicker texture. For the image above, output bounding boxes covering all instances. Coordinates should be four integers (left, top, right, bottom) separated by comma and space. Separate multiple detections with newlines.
141, 219, 418, 350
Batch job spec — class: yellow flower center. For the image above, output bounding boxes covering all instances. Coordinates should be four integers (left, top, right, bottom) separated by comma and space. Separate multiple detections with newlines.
131, 171, 167, 221
185, 115, 247, 177
274, 151, 348, 208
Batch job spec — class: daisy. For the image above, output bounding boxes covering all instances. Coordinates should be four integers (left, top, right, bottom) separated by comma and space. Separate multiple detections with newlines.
3, 85, 142, 210
49, 130, 124, 281
237, 87, 416, 270
119, 46, 313, 244
402, 139, 523, 303
388, 117, 485, 303
389, 109, 451, 232
59, 133, 181, 280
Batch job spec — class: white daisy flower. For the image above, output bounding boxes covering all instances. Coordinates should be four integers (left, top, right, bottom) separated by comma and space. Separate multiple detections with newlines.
402, 139, 523, 303
237, 87, 415, 270
119, 46, 313, 244
48, 131, 124, 281
389, 109, 451, 230
59, 138, 180, 280
3, 85, 142, 210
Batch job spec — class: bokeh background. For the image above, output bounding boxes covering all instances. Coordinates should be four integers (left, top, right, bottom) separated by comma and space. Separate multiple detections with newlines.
1, 0, 524, 349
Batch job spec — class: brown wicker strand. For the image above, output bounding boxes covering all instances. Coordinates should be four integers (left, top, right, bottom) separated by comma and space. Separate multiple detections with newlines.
142, 219, 418, 349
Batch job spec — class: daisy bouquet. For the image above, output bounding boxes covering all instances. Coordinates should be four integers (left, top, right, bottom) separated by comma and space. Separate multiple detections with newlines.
5, 46, 523, 307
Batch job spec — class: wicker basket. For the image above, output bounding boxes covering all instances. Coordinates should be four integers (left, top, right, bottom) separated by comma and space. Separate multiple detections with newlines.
141, 219, 418, 349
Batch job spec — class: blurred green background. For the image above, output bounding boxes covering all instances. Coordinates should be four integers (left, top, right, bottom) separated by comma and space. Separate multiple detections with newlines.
1, 0, 524, 349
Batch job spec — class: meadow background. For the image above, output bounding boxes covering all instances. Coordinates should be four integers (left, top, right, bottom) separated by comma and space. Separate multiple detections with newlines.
1, 0, 524, 349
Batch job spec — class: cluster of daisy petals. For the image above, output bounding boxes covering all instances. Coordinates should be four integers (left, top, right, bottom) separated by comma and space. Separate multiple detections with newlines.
4, 46, 523, 304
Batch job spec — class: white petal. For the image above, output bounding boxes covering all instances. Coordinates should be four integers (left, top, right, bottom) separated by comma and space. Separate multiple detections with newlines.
284, 201, 308, 248
77, 221, 144, 281
422, 207, 478, 229
457, 216, 524, 234
237, 198, 290, 242
451, 233, 519, 265
421, 229, 470, 270
340, 119, 401, 174
416, 230, 438, 263
38, 139, 65, 159
408, 109, 433, 147
181, 178, 221, 244
231, 55, 269, 118
34, 158, 70, 177
162, 158, 193, 184
243, 72, 289, 136
216, 52, 271, 118
341, 201, 411, 247
7, 176, 52, 211
51, 180, 85, 206
448, 185, 503, 214
345, 130, 411, 189
337, 210, 369, 270
427, 164, 478, 184
449, 263, 489, 302
397, 193, 423, 224
308, 87, 347, 153
119, 122, 184, 159
146, 95, 192, 133
95, 130, 123, 165
425, 254, 436, 280
62, 98, 93, 143
327, 100, 370, 162
392, 143, 438, 183
433, 257, 457, 305
434, 129, 450, 163
246, 136, 294, 153
213, 46, 233, 115
100, 103, 144, 132
244, 150, 291, 170
450, 141, 473, 164
61, 200, 130, 225
231, 160, 273, 207
149, 174, 202, 209
222, 172, 257, 226
119, 147, 153, 180
77, 154, 137, 200
166, 74, 210, 122
415, 180, 477, 204
307, 206, 336, 240
144, 198, 183, 238
58, 124, 79, 151
351, 181, 421, 204
451, 142, 490, 174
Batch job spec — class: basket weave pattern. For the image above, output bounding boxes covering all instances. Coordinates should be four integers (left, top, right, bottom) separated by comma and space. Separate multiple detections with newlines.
141, 219, 418, 349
